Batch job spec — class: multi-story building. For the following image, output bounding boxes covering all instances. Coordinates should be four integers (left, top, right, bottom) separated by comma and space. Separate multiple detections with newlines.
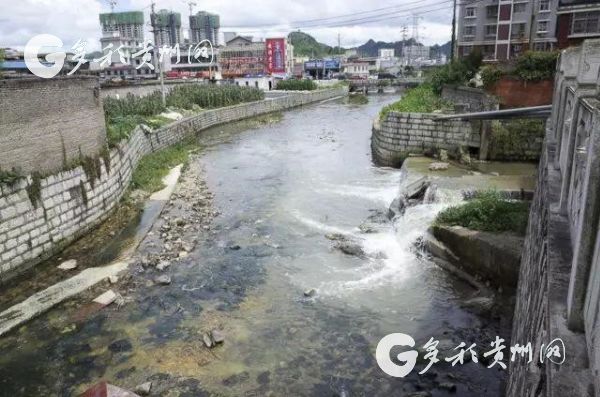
456, 0, 558, 61
556, 0, 600, 47
402, 45, 431, 65
190, 11, 220, 46
99, 11, 144, 63
152, 9, 182, 47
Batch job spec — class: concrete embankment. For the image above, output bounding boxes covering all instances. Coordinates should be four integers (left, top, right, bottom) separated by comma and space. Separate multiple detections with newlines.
0, 87, 348, 282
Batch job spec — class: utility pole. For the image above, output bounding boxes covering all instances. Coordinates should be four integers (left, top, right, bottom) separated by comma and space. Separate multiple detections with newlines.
150, 0, 166, 106
450, 0, 457, 61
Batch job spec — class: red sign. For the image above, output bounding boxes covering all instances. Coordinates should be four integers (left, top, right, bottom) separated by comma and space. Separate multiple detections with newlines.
266, 38, 286, 75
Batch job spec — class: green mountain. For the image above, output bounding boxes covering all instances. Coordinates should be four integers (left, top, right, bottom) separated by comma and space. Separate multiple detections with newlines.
288, 31, 343, 58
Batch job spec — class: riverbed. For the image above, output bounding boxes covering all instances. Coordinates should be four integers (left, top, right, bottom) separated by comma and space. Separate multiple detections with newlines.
0, 95, 517, 396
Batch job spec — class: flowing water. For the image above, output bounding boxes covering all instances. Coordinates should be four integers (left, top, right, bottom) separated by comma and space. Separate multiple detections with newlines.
0, 95, 513, 396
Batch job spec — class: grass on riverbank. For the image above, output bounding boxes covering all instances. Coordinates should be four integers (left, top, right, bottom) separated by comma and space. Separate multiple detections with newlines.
435, 191, 530, 235
131, 138, 200, 192
379, 84, 451, 119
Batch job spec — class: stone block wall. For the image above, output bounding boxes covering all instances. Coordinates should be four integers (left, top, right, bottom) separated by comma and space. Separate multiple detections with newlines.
0, 77, 107, 174
371, 112, 476, 167
507, 39, 600, 397
0, 87, 348, 281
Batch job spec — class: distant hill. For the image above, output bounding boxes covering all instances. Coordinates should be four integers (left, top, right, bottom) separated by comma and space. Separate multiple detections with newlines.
288, 31, 451, 60
356, 38, 420, 58
288, 31, 343, 57
430, 41, 452, 59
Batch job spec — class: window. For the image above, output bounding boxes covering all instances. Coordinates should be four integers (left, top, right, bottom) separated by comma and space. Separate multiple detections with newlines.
511, 23, 527, 38
466, 7, 476, 17
540, 0, 550, 11
464, 25, 476, 36
513, 3, 527, 13
538, 20, 548, 33
485, 24, 497, 37
571, 11, 600, 35
486, 5, 499, 18
462, 46, 473, 55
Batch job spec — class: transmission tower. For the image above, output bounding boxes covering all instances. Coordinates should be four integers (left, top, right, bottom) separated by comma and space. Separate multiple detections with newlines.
107, 0, 117, 12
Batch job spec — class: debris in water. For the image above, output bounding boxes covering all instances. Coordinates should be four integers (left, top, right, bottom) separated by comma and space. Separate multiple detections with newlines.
304, 289, 317, 298
155, 275, 172, 285
57, 259, 78, 271
428, 162, 449, 171
79, 381, 141, 397
134, 382, 152, 396
211, 329, 225, 344
93, 290, 118, 306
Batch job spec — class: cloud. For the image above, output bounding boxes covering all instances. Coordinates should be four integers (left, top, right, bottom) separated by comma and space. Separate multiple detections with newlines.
2, 0, 452, 51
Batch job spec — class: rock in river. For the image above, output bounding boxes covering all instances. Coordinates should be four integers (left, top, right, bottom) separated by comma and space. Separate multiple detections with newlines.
154, 275, 172, 285
134, 382, 152, 396
304, 289, 317, 298
57, 259, 78, 271
334, 241, 366, 258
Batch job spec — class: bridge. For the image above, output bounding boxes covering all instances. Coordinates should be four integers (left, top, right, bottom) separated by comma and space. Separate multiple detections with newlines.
348, 77, 425, 93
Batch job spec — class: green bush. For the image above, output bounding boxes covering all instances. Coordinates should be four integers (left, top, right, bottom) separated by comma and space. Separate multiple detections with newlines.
435, 190, 530, 235
514, 51, 559, 81
489, 119, 545, 159
276, 79, 317, 91
480, 65, 503, 88
429, 51, 482, 94
380, 84, 451, 118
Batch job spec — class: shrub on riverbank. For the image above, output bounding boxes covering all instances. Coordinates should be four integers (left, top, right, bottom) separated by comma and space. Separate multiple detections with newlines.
380, 84, 451, 118
435, 191, 530, 235
276, 79, 317, 91
104, 85, 264, 147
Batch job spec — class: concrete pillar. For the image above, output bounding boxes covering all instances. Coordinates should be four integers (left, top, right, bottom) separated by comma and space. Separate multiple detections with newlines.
552, 47, 581, 170
567, 99, 600, 331
559, 40, 600, 214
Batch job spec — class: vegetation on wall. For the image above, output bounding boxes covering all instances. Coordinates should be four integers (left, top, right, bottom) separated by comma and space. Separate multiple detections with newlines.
429, 51, 483, 94
480, 65, 503, 88
489, 119, 545, 159
380, 84, 451, 118
514, 51, 560, 81
0, 48, 5, 77
103, 85, 264, 147
276, 79, 317, 91
436, 190, 530, 235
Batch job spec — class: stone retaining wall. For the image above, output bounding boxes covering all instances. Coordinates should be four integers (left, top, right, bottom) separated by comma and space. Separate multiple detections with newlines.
0, 87, 348, 281
371, 112, 475, 167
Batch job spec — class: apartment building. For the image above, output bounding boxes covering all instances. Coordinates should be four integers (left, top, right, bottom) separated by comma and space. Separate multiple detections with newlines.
457, 0, 558, 60
152, 9, 182, 47
190, 11, 221, 46
556, 0, 600, 47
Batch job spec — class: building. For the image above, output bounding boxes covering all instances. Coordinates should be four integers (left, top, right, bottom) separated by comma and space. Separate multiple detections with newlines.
456, 0, 558, 61
222, 32, 238, 44
219, 36, 267, 78
152, 9, 181, 47
99, 11, 144, 63
402, 45, 431, 65
556, 0, 600, 48
378, 48, 395, 60
190, 11, 220, 46
343, 61, 370, 78
304, 59, 341, 79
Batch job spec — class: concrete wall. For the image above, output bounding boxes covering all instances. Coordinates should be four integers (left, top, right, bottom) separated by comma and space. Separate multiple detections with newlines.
507, 39, 600, 397
371, 112, 478, 167
0, 87, 348, 281
0, 77, 107, 174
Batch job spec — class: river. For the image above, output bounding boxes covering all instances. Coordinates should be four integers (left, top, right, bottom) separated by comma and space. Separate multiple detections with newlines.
0, 95, 511, 396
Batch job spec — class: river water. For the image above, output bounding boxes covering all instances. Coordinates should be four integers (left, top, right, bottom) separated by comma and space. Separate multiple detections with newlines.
0, 95, 512, 396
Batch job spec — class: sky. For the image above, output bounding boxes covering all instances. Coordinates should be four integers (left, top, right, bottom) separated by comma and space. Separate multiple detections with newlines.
1, 0, 453, 51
